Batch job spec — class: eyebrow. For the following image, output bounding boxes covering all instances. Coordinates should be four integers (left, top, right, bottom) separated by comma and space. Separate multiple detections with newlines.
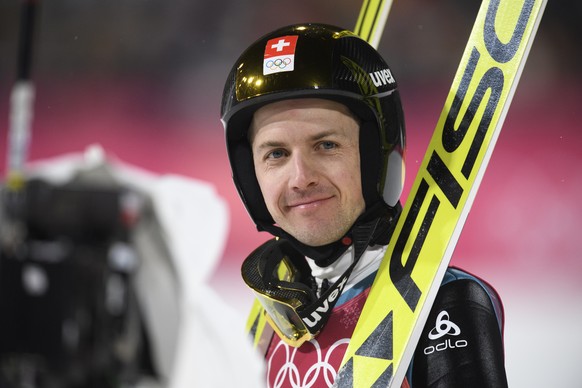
311, 129, 338, 141
253, 139, 285, 153
253, 129, 342, 152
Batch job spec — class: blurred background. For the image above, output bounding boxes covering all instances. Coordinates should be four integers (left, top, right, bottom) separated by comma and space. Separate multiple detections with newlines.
0, 0, 580, 386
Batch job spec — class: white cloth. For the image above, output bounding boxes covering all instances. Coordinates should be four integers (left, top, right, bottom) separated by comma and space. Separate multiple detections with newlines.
305, 244, 386, 294
24, 145, 265, 387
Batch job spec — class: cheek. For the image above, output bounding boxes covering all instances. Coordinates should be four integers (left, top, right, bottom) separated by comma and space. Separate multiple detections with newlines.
342, 157, 360, 180
341, 159, 364, 202
255, 169, 279, 210
347, 172, 364, 200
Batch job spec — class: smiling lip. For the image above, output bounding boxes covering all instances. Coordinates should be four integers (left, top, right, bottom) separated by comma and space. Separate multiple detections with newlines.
286, 196, 333, 210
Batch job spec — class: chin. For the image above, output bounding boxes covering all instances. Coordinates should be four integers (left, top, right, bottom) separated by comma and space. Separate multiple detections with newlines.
282, 219, 350, 247
294, 231, 344, 247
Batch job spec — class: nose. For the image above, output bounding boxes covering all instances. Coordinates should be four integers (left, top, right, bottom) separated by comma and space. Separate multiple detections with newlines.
288, 153, 319, 190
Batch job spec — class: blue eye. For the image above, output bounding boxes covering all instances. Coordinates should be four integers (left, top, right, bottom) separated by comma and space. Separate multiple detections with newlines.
268, 149, 285, 159
320, 141, 336, 150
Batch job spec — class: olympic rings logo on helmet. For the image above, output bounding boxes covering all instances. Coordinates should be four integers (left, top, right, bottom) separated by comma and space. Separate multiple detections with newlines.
265, 57, 292, 70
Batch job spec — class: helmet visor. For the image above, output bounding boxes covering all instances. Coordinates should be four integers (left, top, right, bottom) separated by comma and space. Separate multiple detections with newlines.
252, 290, 314, 347
242, 245, 318, 347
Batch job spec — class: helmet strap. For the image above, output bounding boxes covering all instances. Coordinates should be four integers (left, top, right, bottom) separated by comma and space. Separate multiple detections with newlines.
246, 201, 401, 344
265, 200, 400, 268
296, 210, 396, 336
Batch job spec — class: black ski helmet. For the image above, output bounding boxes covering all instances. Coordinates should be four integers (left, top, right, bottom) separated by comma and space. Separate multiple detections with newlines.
221, 23, 405, 237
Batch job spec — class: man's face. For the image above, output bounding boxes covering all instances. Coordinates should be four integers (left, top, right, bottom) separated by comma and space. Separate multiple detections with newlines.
250, 98, 365, 247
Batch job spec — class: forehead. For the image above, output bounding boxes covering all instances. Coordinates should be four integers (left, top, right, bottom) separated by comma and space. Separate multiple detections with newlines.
249, 98, 358, 142
255, 98, 353, 117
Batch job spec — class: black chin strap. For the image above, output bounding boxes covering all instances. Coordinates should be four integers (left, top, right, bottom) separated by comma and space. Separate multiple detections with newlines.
296, 211, 397, 336
250, 202, 401, 342
264, 201, 400, 267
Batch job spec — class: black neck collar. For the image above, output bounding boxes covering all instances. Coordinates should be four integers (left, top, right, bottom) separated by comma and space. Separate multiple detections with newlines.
263, 201, 401, 267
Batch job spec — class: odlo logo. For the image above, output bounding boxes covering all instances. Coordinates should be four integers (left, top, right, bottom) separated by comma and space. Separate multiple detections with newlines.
423, 310, 468, 355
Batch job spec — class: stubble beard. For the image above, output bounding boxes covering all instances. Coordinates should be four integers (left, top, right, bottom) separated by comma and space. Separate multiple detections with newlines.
276, 205, 362, 247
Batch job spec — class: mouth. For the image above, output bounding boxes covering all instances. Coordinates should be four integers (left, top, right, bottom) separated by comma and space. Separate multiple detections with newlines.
286, 196, 333, 210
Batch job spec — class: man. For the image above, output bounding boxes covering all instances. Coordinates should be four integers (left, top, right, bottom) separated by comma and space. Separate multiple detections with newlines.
221, 23, 508, 387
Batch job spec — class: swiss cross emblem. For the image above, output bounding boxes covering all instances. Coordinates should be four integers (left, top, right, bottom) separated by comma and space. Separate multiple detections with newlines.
263, 35, 298, 75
